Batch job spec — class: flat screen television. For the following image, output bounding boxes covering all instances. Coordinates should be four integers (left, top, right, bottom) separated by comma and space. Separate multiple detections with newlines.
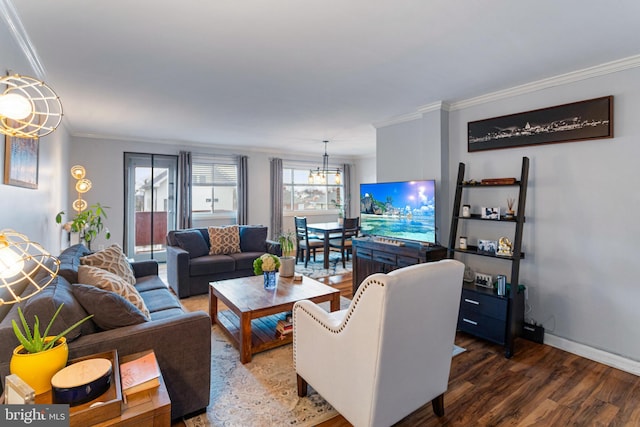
359, 179, 436, 244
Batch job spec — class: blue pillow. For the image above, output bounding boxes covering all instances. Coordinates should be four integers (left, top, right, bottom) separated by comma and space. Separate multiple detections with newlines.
174, 230, 209, 258
72, 284, 149, 330
239, 226, 267, 253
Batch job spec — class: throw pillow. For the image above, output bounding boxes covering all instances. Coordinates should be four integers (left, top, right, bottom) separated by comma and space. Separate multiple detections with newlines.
72, 284, 149, 330
78, 265, 151, 319
80, 244, 136, 285
23, 275, 97, 342
57, 244, 92, 284
239, 226, 267, 253
208, 225, 241, 255
174, 230, 209, 258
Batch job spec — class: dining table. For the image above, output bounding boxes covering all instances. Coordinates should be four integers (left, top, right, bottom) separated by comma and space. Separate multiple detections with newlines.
305, 221, 344, 269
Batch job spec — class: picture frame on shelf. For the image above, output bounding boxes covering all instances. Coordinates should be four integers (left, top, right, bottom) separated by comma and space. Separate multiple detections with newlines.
478, 239, 497, 254
4, 374, 35, 404
474, 272, 493, 288
481, 207, 500, 220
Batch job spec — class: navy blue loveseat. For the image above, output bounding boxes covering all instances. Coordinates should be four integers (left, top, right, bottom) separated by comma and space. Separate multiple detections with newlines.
166, 226, 281, 298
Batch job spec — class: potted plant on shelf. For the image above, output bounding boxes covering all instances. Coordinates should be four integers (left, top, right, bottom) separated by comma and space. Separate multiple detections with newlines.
10, 304, 94, 394
56, 203, 111, 250
278, 232, 296, 277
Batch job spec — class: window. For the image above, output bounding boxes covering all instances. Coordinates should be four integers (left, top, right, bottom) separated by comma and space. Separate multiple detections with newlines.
192, 155, 238, 217
283, 165, 343, 213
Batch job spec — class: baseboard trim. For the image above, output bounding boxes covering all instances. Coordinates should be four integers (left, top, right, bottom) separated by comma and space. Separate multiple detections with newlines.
544, 333, 640, 376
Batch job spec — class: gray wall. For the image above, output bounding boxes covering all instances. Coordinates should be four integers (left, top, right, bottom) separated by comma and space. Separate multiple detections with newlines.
67, 137, 355, 249
375, 108, 449, 245
376, 66, 640, 366
0, 22, 70, 255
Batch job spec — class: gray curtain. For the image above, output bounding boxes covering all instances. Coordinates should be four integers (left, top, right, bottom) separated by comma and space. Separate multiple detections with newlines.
237, 155, 248, 225
270, 158, 283, 239
178, 151, 192, 229
342, 163, 352, 218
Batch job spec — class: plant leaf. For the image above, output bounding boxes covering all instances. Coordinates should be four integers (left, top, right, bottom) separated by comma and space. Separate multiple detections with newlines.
11, 320, 34, 353
42, 304, 64, 338
17, 307, 33, 342
43, 314, 94, 351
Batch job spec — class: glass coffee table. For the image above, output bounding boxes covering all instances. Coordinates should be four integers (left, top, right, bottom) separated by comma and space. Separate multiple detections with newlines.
209, 274, 341, 363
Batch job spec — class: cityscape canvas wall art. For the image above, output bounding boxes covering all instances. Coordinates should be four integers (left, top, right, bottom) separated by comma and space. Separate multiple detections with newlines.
468, 96, 613, 152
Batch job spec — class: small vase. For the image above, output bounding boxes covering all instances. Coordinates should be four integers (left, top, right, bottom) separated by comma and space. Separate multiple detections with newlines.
263, 271, 277, 290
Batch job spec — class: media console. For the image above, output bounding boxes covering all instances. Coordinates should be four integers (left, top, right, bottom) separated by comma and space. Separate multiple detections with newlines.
352, 237, 447, 294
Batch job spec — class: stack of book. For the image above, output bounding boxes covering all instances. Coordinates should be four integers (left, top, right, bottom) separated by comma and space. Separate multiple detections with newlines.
276, 319, 293, 338
119, 350, 161, 402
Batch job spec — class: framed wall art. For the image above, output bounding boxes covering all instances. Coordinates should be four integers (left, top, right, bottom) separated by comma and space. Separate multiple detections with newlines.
4, 133, 39, 189
468, 95, 613, 152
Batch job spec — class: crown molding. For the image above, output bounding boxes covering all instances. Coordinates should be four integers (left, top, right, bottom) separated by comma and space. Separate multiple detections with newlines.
374, 54, 640, 128
417, 101, 451, 113
71, 131, 244, 151
71, 131, 365, 160
0, 0, 46, 79
373, 101, 451, 128
449, 54, 640, 111
373, 111, 422, 129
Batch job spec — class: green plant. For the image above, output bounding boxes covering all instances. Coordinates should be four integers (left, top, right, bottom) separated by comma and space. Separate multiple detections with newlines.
12, 304, 93, 354
56, 203, 111, 249
253, 253, 281, 275
278, 232, 296, 257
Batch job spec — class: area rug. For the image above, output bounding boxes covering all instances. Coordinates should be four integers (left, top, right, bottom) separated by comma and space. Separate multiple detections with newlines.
293, 253, 352, 279
181, 295, 466, 427
181, 294, 348, 427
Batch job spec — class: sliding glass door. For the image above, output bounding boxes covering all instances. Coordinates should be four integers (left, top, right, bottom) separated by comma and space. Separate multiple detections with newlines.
124, 153, 178, 262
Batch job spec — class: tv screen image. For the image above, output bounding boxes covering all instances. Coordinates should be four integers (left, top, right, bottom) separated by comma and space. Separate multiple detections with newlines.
359, 180, 436, 244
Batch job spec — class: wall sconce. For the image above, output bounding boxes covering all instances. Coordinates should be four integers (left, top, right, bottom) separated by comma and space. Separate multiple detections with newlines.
0, 74, 63, 138
70, 165, 91, 213
0, 230, 60, 305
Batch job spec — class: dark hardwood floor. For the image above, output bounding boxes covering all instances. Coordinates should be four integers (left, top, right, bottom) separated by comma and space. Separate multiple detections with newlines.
316, 276, 640, 427
173, 270, 640, 426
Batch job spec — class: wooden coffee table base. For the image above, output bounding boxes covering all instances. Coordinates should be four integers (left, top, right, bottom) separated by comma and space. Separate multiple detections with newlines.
209, 275, 340, 364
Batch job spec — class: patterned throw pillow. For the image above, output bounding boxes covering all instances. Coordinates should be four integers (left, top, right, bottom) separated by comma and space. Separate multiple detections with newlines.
80, 244, 136, 285
208, 225, 241, 255
78, 265, 151, 319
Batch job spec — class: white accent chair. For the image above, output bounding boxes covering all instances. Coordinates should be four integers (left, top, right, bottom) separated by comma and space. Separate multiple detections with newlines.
293, 259, 465, 427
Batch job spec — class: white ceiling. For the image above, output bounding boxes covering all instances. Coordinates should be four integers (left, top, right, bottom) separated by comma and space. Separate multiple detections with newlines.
5, 0, 640, 156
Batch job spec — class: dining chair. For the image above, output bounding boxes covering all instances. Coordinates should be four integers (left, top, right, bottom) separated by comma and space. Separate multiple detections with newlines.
328, 217, 359, 268
294, 217, 324, 268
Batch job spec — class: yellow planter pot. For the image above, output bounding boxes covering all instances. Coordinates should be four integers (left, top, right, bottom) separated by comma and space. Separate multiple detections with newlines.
10, 337, 69, 395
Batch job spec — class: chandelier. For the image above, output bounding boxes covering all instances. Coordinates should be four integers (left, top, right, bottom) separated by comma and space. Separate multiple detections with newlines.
308, 140, 341, 185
